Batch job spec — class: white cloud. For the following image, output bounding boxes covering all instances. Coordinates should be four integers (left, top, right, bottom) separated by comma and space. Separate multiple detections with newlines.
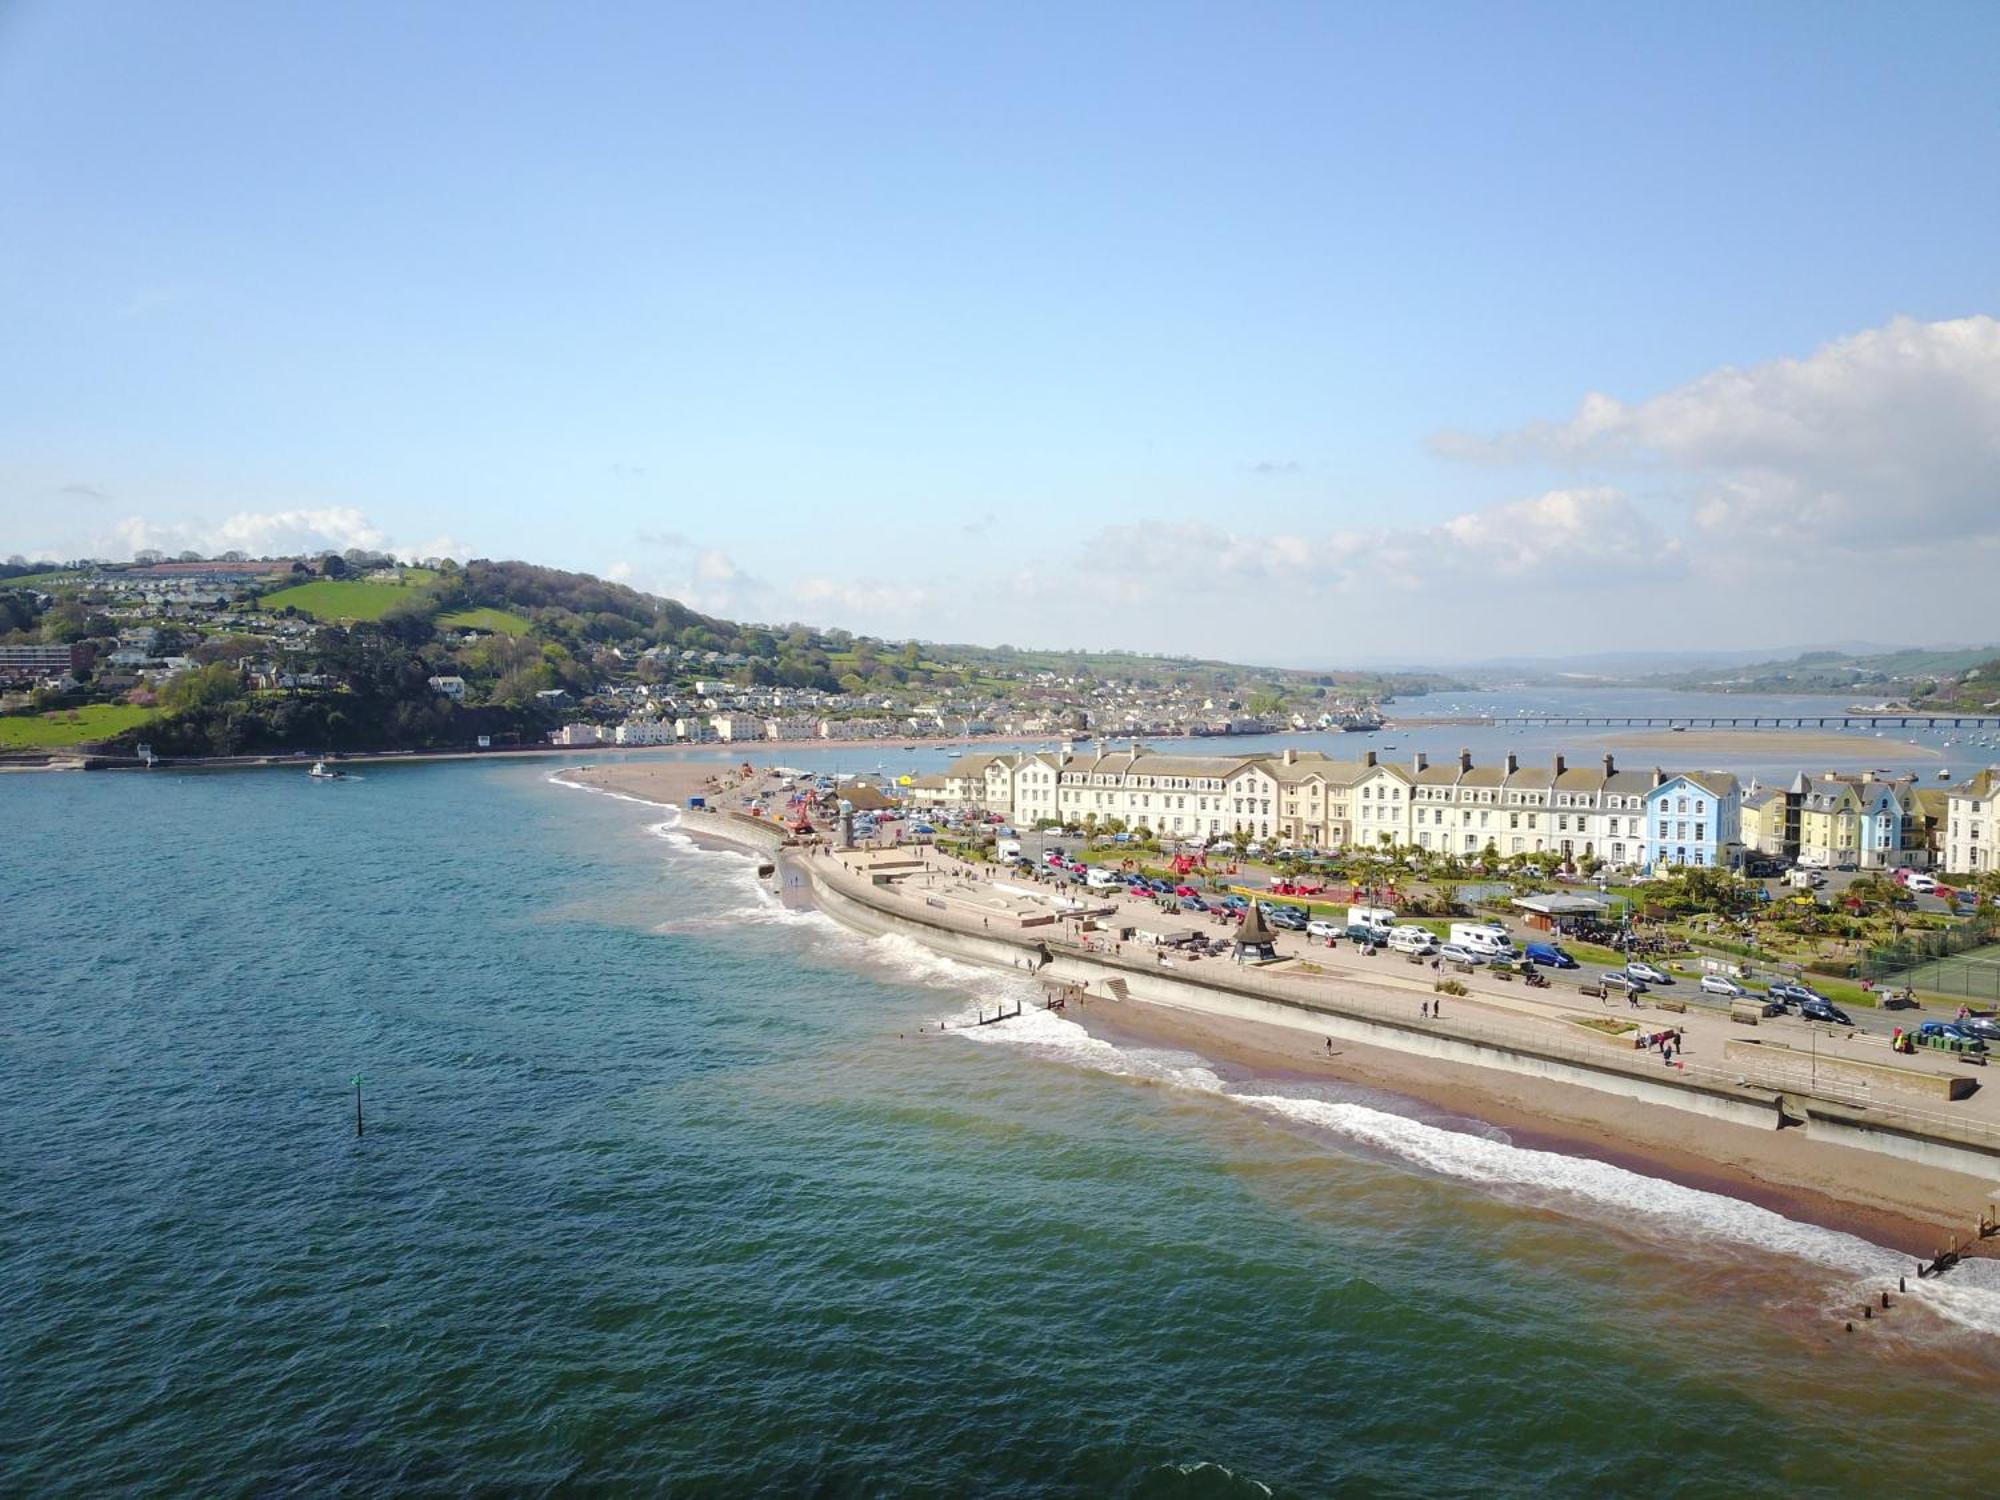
1433, 314, 2000, 548
1085, 487, 1671, 600
99, 507, 392, 558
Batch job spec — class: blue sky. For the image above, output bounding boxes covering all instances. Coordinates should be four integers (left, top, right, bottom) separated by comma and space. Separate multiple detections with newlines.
3, 2, 1997, 662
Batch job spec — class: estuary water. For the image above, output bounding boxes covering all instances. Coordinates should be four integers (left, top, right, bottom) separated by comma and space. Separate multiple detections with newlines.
6, 759, 2000, 1497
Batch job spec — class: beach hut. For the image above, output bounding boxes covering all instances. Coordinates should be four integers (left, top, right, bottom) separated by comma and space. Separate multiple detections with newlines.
1234, 901, 1279, 961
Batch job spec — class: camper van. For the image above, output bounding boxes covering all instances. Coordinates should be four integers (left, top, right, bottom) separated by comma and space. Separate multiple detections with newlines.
1347, 905, 1397, 931
995, 838, 1022, 863
1387, 925, 1438, 956
1448, 922, 1517, 960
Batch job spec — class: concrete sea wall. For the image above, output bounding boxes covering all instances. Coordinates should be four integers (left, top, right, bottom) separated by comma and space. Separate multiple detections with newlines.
791, 845, 2000, 1183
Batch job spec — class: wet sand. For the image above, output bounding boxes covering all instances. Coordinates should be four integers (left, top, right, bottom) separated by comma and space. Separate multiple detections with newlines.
1067, 991, 1998, 1257
1602, 728, 1942, 759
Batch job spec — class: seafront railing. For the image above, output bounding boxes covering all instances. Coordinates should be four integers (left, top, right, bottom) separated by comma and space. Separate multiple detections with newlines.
805, 853, 2000, 1154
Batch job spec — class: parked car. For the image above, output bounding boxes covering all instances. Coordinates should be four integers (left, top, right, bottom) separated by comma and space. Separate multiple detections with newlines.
1699, 975, 1748, 998
1799, 998, 1856, 1027
1767, 981, 1828, 1009
1306, 919, 1342, 939
1265, 905, 1309, 930
1523, 942, 1578, 969
1219, 895, 1249, 910
1438, 942, 1484, 966
1173, 884, 1199, 899
1954, 1016, 2000, 1043
1600, 970, 1648, 993
911, 822, 936, 834
1625, 961, 1674, 985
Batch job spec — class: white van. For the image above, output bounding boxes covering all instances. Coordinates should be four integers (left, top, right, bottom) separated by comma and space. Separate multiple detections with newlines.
1388, 925, 1438, 955
995, 839, 1022, 862
1348, 905, 1397, 930
1448, 922, 1516, 959
1086, 866, 1123, 890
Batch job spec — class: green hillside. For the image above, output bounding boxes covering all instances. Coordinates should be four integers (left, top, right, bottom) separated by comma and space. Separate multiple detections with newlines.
437, 606, 531, 636
260, 570, 439, 620
0, 703, 157, 748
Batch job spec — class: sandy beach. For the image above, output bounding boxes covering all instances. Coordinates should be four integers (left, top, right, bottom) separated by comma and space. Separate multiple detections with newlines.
1602, 727, 1942, 759
556, 758, 778, 810
1066, 990, 1995, 1255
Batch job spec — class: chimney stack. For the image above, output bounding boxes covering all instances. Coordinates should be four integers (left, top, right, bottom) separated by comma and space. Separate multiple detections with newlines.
1654, 767, 1666, 787
1364, 750, 1377, 767
1603, 753, 1616, 776
1459, 747, 1473, 773
1283, 746, 1298, 766
1505, 751, 1518, 775
1414, 752, 1428, 774
1554, 754, 1566, 776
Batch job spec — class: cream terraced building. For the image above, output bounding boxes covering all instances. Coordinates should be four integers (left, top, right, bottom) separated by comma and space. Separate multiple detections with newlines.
919, 742, 1728, 865
1945, 768, 2000, 875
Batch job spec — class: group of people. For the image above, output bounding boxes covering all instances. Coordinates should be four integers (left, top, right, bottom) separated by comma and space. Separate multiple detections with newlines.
1638, 1027, 1684, 1065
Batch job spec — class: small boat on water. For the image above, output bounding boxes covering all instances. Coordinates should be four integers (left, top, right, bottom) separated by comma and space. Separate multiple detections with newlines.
308, 759, 345, 781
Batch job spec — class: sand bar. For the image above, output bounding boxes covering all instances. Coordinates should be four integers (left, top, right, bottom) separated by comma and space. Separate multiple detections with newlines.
1601, 728, 1942, 759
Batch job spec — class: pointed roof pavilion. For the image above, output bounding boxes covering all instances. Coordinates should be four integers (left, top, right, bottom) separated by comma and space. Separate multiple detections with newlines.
1234, 900, 1279, 959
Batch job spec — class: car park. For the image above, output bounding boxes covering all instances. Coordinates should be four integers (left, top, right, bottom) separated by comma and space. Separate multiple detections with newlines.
1699, 975, 1747, 998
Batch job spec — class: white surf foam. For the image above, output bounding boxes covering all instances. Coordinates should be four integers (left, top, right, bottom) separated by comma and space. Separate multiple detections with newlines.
948, 998, 2000, 1337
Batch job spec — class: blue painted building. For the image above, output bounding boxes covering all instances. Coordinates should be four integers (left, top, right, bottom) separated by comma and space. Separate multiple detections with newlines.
1643, 772, 1741, 872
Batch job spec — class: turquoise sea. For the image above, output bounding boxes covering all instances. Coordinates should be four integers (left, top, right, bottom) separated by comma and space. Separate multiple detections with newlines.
6, 757, 2000, 1497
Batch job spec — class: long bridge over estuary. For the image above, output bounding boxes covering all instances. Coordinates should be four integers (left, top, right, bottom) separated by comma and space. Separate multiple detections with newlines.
1403, 713, 2000, 731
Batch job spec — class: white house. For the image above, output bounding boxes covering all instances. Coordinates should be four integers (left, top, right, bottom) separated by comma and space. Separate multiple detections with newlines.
428, 674, 467, 701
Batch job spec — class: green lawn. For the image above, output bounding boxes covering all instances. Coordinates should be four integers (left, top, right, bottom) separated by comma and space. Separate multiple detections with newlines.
259, 570, 438, 621
0, 703, 156, 748
438, 606, 531, 636
2, 569, 92, 588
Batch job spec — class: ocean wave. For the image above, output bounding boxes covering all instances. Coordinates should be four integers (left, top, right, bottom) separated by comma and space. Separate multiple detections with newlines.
949, 999, 2000, 1337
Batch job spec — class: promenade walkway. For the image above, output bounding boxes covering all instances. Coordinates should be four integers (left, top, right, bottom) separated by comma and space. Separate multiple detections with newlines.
801, 842, 2000, 1153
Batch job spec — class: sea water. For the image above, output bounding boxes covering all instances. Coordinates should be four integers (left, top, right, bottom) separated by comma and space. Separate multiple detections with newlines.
5, 759, 1998, 1497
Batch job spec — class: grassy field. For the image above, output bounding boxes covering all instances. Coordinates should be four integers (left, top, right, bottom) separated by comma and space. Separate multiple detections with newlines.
0, 703, 155, 747
259, 570, 438, 621
438, 606, 531, 636
2, 569, 92, 588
